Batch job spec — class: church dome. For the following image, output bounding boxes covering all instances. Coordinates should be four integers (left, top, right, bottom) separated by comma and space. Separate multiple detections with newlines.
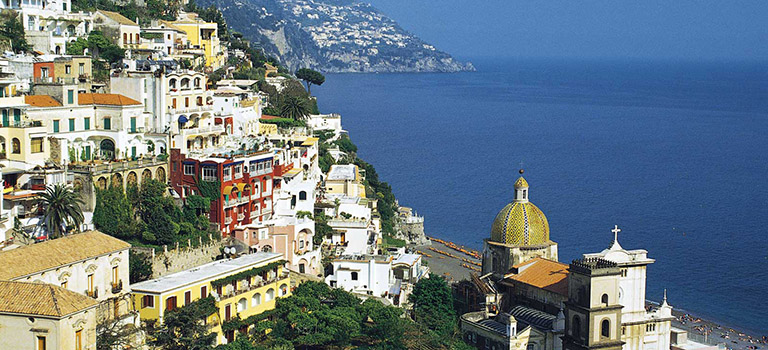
490, 176, 550, 246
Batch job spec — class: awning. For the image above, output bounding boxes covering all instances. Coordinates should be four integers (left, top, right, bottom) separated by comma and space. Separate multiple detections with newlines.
301, 137, 319, 146
235, 183, 248, 192
178, 115, 188, 123
0, 167, 24, 175
222, 185, 234, 196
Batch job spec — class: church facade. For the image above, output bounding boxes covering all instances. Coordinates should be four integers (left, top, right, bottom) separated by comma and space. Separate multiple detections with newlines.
461, 173, 673, 350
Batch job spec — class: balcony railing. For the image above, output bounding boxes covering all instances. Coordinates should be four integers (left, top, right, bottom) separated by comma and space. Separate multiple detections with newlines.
86, 288, 99, 298
216, 271, 290, 301
237, 213, 245, 221
182, 124, 225, 136
1, 120, 43, 128
111, 280, 123, 294
128, 127, 145, 134
224, 217, 233, 225
250, 211, 259, 219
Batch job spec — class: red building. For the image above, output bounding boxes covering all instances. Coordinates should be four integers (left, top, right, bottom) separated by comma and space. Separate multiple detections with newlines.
170, 149, 274, 237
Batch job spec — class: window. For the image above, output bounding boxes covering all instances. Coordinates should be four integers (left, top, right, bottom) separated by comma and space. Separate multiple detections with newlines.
225, 304, 231, 320
185, 291, 191, 305
223, 167, 230, 180
601, 319, 610, 338
166, 296, 177, 311
65, 65, 71, 74
75, 329, 82, 350
299, 191, 307, 200
646, 323, 656, 333
201, 286, 207, 297
61, 281, 68, 289
37, 336, 46, 350
252, 293, 261, 306
523, 189, 527, 199
87, 274, 94, 294
620, 268, 628, 277
69, 118, 75, 131
572, 315, 581, 339
234, 165, 241, 176
40, 67, 49, 78
84, 117, 90, 130
142, 295, 155, 308
31, 138, 43, 153
169, 79, 176, 89
172, 98, 177, 109
53, 120, 59, 132
266, 288, 275, 301
185, 97, 189, 107
622, 326, 626, 336
601, 293, 609, 306
299, 263, 305, 273
62, 2, 66, 10
299, 240, 304, 249
280, 284, 288, 296
79, 63, 85, 75
351, 272, 358, 281
123, 33, 127, 44
84, 146, 91, 160
104, 117, 111, 130
202, 167, 216, 181
130, 116, 136, 132
2, 110, 7, 126
237, 298, 246, 312
184, 163, 194, 175
112, 266, 118, 285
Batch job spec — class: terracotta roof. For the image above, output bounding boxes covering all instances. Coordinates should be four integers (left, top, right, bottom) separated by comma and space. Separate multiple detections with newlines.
97, 10, 139, 26
260, 115, 280, 120
0, 281, 97, 317
78, 93, 141, 106
505, 257, 569, 296
25, 95, 62, 107
0, 231, 131, 280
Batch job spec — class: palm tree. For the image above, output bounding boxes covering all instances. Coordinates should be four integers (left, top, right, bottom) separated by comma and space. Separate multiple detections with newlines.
279, 95, 310, 121
37, 184, 85, 238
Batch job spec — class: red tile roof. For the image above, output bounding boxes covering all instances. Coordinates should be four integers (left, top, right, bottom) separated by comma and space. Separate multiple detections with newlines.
25, 95, 62, 107
505, 257, 570, 296
78, 93, 141, 106
260, 115, 280, 120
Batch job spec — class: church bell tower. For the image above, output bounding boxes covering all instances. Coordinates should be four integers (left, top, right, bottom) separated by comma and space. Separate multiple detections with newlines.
563, 258, 624, 350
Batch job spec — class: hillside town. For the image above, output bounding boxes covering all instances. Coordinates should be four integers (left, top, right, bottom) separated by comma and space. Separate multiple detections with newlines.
0, 1, 757, 350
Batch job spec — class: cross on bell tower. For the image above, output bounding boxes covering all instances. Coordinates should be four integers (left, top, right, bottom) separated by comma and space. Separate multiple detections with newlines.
612, 225, 621, 242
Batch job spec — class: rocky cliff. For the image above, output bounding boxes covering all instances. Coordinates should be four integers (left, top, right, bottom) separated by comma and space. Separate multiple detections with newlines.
196, 0, 474, 73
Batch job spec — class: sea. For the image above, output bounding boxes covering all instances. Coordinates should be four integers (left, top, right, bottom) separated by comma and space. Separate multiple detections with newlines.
313, 58, 768, 335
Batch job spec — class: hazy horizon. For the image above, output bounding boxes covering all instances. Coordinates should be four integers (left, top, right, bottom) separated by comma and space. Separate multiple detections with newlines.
365, 0, 768, 62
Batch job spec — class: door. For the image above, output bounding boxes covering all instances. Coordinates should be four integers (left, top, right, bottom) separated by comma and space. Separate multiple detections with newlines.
185, 291, 191, 305
13, 109, 20, 124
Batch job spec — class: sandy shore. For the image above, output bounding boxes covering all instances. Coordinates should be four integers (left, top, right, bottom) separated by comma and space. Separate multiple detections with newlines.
416, 238, 767, 350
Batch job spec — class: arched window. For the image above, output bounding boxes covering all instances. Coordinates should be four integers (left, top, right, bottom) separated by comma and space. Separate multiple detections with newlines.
299, 191, 307, 200
601, 319, 610, 338
194, 77, 201, 88
123, 33, 127, 44
181, 78, 190, 89
196, 96, 203, 106
237, 298, 247, 312
266, 288, 274, 301
11, 138, 20, 154
252, 293, 261, 306
523, 189, 527, 199
279, 283, 288, 296
351, 272, 358, 281
601, 293, 609, 306
572, 315, 581, 339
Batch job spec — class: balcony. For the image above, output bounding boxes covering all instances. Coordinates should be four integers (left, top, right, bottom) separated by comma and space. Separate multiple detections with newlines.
237, 213, 245, 221
250, 211, 259, 219
111, 280, 123, 294
128, 127, 145, 134
216, 271, 290, 301
224, 217, 233, 225
1, 120, 43, 128
181, 124, 225, 136
86, 288, 99, 299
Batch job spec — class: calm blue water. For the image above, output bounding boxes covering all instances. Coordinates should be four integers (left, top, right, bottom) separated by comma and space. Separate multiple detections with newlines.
314, 58, 768, 334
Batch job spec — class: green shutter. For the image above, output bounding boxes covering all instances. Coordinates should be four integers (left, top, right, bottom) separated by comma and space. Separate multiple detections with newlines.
2, 110, 7, 127
13, 109, 20, 123
67, 90, 74, 104
130, 117, 136, 133
131, 146, 136, 158
53, 120, 59, 133
69, 119, 75, 131
104, 118, 111, 130
85, 146, 91, 160
84, 118, 90, 130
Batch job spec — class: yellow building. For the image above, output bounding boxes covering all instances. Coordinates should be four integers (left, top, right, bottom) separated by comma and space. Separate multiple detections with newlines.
325, 164, 366, 198
172, 13, 225, 70
131, 252, 290, 345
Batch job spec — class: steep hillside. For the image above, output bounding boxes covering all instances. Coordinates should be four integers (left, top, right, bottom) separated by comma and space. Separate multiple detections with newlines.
196, 0, 474, 73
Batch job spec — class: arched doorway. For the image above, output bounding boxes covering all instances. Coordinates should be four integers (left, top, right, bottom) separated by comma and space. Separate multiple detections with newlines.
127, 171, 138, 187
142, 169, 152, 182
100, 139, 115, 160
156, 167, 166, 183
111, 173, 123, 188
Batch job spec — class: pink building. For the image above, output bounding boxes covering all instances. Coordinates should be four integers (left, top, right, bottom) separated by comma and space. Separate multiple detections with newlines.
233, 218, 321, 276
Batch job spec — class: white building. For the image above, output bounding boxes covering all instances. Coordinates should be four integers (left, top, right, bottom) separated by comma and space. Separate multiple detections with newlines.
583, 227, 674, 350
325, 250, 428, 305
4, 0, 93, 54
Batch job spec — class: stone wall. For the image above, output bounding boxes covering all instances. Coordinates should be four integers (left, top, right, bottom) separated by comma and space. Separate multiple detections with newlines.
396, 219, 430, 245
133, 236, 223, 279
